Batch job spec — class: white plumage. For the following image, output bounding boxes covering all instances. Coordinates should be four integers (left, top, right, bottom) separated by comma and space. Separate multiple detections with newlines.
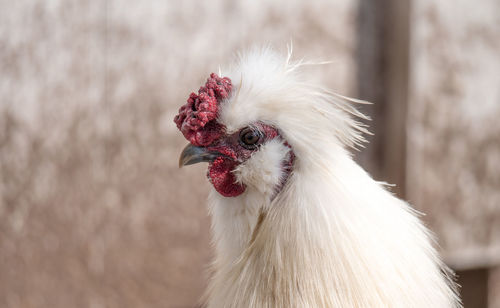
180, 47, 461, 307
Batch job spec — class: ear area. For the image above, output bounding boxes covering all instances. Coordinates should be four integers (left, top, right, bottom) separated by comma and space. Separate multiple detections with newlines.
233, 139, 291, 197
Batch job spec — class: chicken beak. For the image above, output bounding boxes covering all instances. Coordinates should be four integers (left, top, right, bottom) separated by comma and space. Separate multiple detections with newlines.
178, 144, 221, 168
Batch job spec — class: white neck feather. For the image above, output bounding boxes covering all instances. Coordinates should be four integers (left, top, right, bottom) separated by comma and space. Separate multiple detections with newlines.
201, 47, 460, 307
204, 149, 460, 308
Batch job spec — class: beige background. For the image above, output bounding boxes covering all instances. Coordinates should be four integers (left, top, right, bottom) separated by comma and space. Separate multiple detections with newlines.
0, 1, 356, 307
408, 0, 500, 267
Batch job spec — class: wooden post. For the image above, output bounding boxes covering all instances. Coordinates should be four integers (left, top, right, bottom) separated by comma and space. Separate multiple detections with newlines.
356, 0, 410, 198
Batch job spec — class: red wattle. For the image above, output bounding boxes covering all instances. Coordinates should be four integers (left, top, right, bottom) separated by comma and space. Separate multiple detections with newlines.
208, 157, 246, 197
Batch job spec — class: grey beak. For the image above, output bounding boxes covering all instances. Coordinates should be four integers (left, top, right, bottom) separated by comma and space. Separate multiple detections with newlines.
178, 144, 222, 167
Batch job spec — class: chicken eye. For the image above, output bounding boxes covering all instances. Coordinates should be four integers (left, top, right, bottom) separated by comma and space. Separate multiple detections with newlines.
239, 127, 262, 149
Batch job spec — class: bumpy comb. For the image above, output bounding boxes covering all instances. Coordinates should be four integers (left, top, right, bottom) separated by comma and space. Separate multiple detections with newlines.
174, 73, 232, 146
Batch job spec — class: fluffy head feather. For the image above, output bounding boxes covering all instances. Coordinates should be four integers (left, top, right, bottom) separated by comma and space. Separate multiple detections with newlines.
175, 47, 461, 307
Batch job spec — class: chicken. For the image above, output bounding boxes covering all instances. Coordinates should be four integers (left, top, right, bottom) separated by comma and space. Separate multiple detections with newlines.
174, 47, 461, 308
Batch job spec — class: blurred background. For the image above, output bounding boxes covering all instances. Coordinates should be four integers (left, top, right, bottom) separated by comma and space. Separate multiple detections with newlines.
0, 0, 499, 307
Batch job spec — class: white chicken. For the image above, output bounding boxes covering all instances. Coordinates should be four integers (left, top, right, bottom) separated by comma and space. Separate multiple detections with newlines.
174, 47, 461, 307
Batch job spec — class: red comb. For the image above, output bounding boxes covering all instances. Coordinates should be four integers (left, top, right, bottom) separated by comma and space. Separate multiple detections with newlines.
174, 73, 232, 146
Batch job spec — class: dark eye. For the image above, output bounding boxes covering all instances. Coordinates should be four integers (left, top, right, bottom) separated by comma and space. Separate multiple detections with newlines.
239, 127, 262, 149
